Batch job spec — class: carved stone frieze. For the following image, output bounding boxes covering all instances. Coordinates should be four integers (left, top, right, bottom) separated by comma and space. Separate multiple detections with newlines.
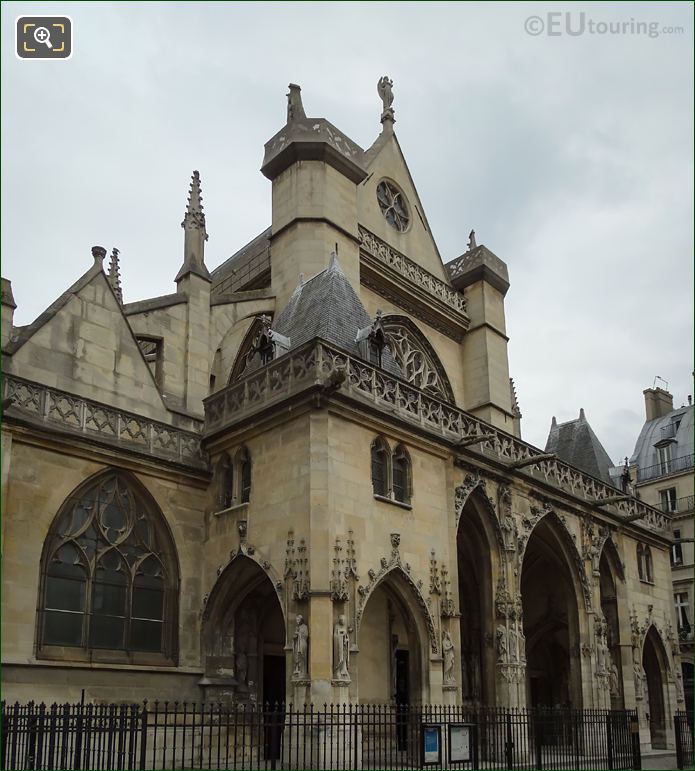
358, 226, 468, 316
203, 341, 670, 534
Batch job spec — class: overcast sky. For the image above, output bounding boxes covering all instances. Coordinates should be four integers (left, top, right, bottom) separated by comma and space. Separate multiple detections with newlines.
2, 1, 693, 463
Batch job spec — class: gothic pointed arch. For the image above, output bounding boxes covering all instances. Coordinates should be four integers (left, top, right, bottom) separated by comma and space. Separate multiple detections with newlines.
599, 536, 626, 583
37, 469, 180, 663
202, 552, 286, 705
520, 510, 586, 708
356, 560, 438, 656
642, 624, 671, 748
381, 314, 455, 403
356, 560, 436, 703
228, 314, 274, 383
454, 473, 505, 554
519, 505, 592, 611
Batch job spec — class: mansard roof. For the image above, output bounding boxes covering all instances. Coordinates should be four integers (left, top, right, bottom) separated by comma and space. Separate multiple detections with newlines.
545, 409, 614, 485
630, 403, 694, 469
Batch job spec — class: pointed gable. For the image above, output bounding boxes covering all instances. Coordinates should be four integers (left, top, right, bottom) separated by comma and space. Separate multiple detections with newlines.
4, 258, 171, 422
359, 132, 448, 281
545, 410, 615, 485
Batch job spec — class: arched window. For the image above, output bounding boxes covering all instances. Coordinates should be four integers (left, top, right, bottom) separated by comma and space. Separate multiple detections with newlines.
239, 447, 252, 504
392, 445, 412, 504
644, 546, 654, 583
39, 472, 178, 662
371, 438, 390, 497
217, 453, 234, 509
637, 544, 645, 581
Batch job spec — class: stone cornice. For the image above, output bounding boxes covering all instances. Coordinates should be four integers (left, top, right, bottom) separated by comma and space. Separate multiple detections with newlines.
358, 227, 469, 341
204, 339, 670, 535
3, 375, 206, 470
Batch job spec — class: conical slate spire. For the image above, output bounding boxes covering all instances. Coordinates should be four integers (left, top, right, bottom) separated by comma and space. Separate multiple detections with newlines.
176, 170, 211, 283
181, 170, 208, 238
107, 247, 123, 304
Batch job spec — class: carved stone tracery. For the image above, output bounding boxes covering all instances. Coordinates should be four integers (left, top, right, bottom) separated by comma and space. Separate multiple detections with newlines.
381, 317, 455, 403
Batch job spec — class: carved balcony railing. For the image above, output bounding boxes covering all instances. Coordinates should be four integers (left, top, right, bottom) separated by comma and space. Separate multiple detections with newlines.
358, 227, 468, 315
204, 340, 670, 534
3, 375, 206, 469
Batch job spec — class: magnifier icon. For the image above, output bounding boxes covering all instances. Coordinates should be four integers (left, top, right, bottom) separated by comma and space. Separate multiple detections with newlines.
33, 26, 53, 49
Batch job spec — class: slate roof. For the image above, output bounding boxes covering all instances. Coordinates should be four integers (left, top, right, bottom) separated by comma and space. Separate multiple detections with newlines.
544, 409, 614, 485
630, 404, 694, 469
211, 228, 272, 295
271, 255, 401, 375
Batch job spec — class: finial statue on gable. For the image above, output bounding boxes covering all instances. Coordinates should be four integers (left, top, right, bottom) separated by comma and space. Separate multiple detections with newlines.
467, 230, 477, 250
377, 76, 395, 129
287, 83, 306, 122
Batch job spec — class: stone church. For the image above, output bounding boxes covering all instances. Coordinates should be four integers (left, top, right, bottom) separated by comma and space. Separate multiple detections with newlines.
0, 80, 683, 752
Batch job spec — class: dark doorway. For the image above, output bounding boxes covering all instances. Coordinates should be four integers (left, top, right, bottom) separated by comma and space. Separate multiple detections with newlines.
263, 655, 286, 706
521, 516, 581, 709
263, 655, 286, 762
395, 650, 409, 750
643, 630, 666, 749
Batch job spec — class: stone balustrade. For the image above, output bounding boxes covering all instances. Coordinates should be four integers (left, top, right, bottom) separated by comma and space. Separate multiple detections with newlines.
205, 340, 670, 534
3, 374, 206, 469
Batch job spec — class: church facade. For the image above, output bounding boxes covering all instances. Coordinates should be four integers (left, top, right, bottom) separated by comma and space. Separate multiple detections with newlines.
0, 81, 683, 752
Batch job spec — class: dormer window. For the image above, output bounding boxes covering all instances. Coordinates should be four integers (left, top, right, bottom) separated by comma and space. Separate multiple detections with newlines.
216, 447, 252, 510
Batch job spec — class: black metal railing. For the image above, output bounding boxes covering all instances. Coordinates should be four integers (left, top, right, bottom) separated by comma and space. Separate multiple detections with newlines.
0, 701, 641, 770
661, 495, 695, 514
637, 454, 694, 482
675, 711, 693, 770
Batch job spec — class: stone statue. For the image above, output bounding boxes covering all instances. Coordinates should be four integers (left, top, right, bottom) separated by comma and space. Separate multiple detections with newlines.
236, 649, 248, 686
292, 615, 309, 678
633, 658, 644, 699
496, 624, 508, 663
333, 615, 350, 680
518, 624, 527, 663
377, 76, 394, 113
676, 671, 685, 701
508, 624, 518, 663
468, 230, 477, 250
442, 630, 456, 685
609, 662, 620, 699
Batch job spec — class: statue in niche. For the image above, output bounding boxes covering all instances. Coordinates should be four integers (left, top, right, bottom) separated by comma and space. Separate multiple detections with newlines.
442, 630, 456, 685
496, 624, 508, 663
609, 662, 620, 699
508, 624, 518, 663
333, 615, 350, 680
633, 657, 644, 699
292, 615, 309, 678
236, 650, 248, 686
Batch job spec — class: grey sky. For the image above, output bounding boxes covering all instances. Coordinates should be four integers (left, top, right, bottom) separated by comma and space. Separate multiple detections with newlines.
2, 1, 693, 464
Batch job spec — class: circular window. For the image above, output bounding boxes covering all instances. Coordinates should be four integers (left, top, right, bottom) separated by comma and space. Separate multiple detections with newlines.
376, 180, 410, 232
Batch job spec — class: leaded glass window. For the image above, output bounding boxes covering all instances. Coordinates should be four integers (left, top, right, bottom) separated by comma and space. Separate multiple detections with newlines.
39, 472, 177, 659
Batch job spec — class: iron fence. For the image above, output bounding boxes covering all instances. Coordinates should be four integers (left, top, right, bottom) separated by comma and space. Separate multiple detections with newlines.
675, 711, 693, 770
1, 701, 641, 770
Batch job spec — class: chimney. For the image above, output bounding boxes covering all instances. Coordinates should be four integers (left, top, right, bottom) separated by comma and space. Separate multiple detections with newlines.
1, 278, 16, 347
643, 387, 674, 421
